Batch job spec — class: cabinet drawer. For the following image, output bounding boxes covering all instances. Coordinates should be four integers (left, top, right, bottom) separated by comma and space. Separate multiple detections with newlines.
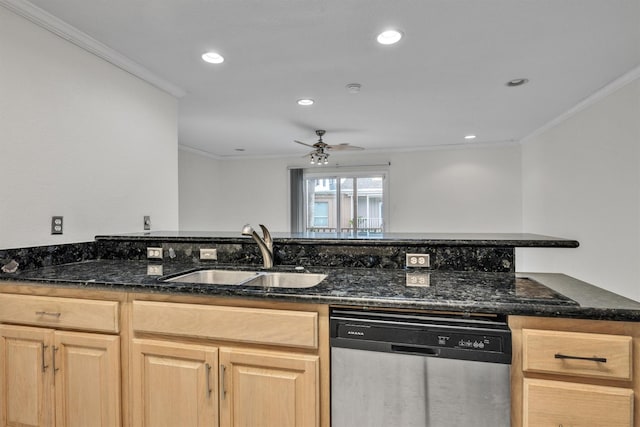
0, 294, 119, 333
132, 301, 318, 349
522, 329, 632, 380
523, 378, 633, 427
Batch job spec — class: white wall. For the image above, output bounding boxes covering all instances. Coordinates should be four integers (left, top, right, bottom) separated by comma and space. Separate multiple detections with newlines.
519, 78, 640, 300
388, 145, 522, 232
178, 144, 523, 233
178, 148, 223, 230
0, 7, 179, 249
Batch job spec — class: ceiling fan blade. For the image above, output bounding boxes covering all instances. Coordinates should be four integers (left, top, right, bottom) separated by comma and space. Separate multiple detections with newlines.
327, 143, 365, 151
294, 140, 316, 148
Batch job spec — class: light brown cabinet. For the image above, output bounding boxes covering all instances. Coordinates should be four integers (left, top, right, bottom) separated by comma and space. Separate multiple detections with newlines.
130, 299, 323, 427
219, 347, 318, 427
523, 378, 633, 426
0, 324, 121, 427
131, 339, 218, 427
0, 293, 121, 427
510, 316, 640, 427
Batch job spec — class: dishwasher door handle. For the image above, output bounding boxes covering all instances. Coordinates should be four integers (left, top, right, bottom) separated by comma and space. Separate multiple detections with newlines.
391, 345, 440, 356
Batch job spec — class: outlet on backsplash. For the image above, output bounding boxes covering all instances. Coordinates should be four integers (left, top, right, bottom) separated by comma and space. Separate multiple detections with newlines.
406, 253, 430, 268
146, 247, 163, 260
200, 248, 217, 260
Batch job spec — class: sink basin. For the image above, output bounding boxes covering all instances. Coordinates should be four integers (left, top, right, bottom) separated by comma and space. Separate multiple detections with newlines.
163, 269, 327, 288
242, 272, 328, 288
165, 269, 259, 285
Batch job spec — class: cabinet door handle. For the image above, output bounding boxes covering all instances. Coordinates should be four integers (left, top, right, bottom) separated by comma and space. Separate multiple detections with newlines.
41, 344, 49, 372
205, 363, 212, 397
52, 346, 59, 372
554, 353, 607, 363
35, 311, 61, 318
220, 364, 227, 400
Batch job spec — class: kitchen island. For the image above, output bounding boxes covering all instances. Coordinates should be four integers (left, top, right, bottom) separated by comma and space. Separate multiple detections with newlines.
1, 232, 638, 426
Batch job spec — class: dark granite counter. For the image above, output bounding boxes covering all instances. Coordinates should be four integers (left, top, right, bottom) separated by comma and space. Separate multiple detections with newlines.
1, 260, 639, 321
96, 231, 580, 248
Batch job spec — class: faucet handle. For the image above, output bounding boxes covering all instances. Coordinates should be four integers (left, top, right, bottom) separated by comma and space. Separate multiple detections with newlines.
258, 224, 272, 247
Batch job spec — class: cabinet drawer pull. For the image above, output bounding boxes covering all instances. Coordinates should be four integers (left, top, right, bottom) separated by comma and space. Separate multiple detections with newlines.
41, 344, 48, 372
220, 364, 227, 400
205, 363, 212, 397
35, 311, 62, 318
554, 353, 607, 363
52, 346, 59, 372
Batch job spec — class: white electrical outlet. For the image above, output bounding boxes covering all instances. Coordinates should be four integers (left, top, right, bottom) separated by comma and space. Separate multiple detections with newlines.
406, 272, 430, 287
51, 216, 63, 235
200, 248, 218, 260
406, 253, 430, 268
146, 264, 163, 276
146, 247, 163, 260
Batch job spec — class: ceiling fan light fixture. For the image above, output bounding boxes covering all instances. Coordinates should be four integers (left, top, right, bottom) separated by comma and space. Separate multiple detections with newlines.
309, 150, 329, 166
377, 29, 403, 45
201, 51, 224, 64
297, 98, 314, 106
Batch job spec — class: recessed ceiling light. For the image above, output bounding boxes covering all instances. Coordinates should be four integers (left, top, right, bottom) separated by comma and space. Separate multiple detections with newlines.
376, 29, 403, 45
506, 78, 529, 87
464, 135, 477, 140
346, 83, 362, 94
297, 99, 314, 106
201, 52, 224, 64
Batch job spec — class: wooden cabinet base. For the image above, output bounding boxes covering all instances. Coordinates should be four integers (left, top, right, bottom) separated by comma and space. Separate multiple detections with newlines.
510, 316, 639, 427
524, 378, 633, 426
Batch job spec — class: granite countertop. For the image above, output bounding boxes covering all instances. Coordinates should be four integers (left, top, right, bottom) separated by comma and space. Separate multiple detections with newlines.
95, 231, 580, 247
1, 260, 639, 321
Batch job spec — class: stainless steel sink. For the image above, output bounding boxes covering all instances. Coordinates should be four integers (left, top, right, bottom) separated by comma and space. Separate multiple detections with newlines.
165, 269, 260, 285
242, 272, 328, 288
164, 269, 327, 288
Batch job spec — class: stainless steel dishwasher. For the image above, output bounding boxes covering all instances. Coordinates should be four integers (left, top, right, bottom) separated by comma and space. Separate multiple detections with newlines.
330, 308, 511, 427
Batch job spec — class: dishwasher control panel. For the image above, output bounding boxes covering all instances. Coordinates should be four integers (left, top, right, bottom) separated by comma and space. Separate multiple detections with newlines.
336, 323, 505, 352
330, 308, 512, 364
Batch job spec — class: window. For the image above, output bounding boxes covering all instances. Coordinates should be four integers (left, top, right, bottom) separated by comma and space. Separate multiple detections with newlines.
293, 170, 387, 233
313, 201, 329, 227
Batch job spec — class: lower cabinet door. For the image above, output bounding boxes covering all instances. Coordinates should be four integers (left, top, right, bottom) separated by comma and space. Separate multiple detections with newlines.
219, 348, 319, 427
131, 339, 219, 427
0, 325, 54, 427
54, 331, 121, 427
523, 378, 633, 427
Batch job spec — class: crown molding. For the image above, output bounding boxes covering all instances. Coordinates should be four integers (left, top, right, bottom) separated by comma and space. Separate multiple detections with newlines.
0, 0, 186, 98
522, 65, 640, 143
178, 144, 222, 160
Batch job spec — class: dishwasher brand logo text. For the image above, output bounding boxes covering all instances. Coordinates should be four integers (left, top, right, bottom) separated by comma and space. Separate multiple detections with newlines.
347, 330, 365, 336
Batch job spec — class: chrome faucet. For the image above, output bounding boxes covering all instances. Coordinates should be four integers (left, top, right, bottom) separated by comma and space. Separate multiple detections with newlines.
241, 224, 273, 269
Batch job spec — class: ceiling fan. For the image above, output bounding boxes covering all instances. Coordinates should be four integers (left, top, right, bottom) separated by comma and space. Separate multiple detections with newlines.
294, 130, 364, 165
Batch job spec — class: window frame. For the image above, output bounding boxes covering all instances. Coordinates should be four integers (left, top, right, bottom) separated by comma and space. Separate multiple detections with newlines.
299, 167, 389, 233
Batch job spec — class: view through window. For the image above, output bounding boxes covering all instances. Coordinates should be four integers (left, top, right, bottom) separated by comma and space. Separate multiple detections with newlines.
304, 173, 385, 233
